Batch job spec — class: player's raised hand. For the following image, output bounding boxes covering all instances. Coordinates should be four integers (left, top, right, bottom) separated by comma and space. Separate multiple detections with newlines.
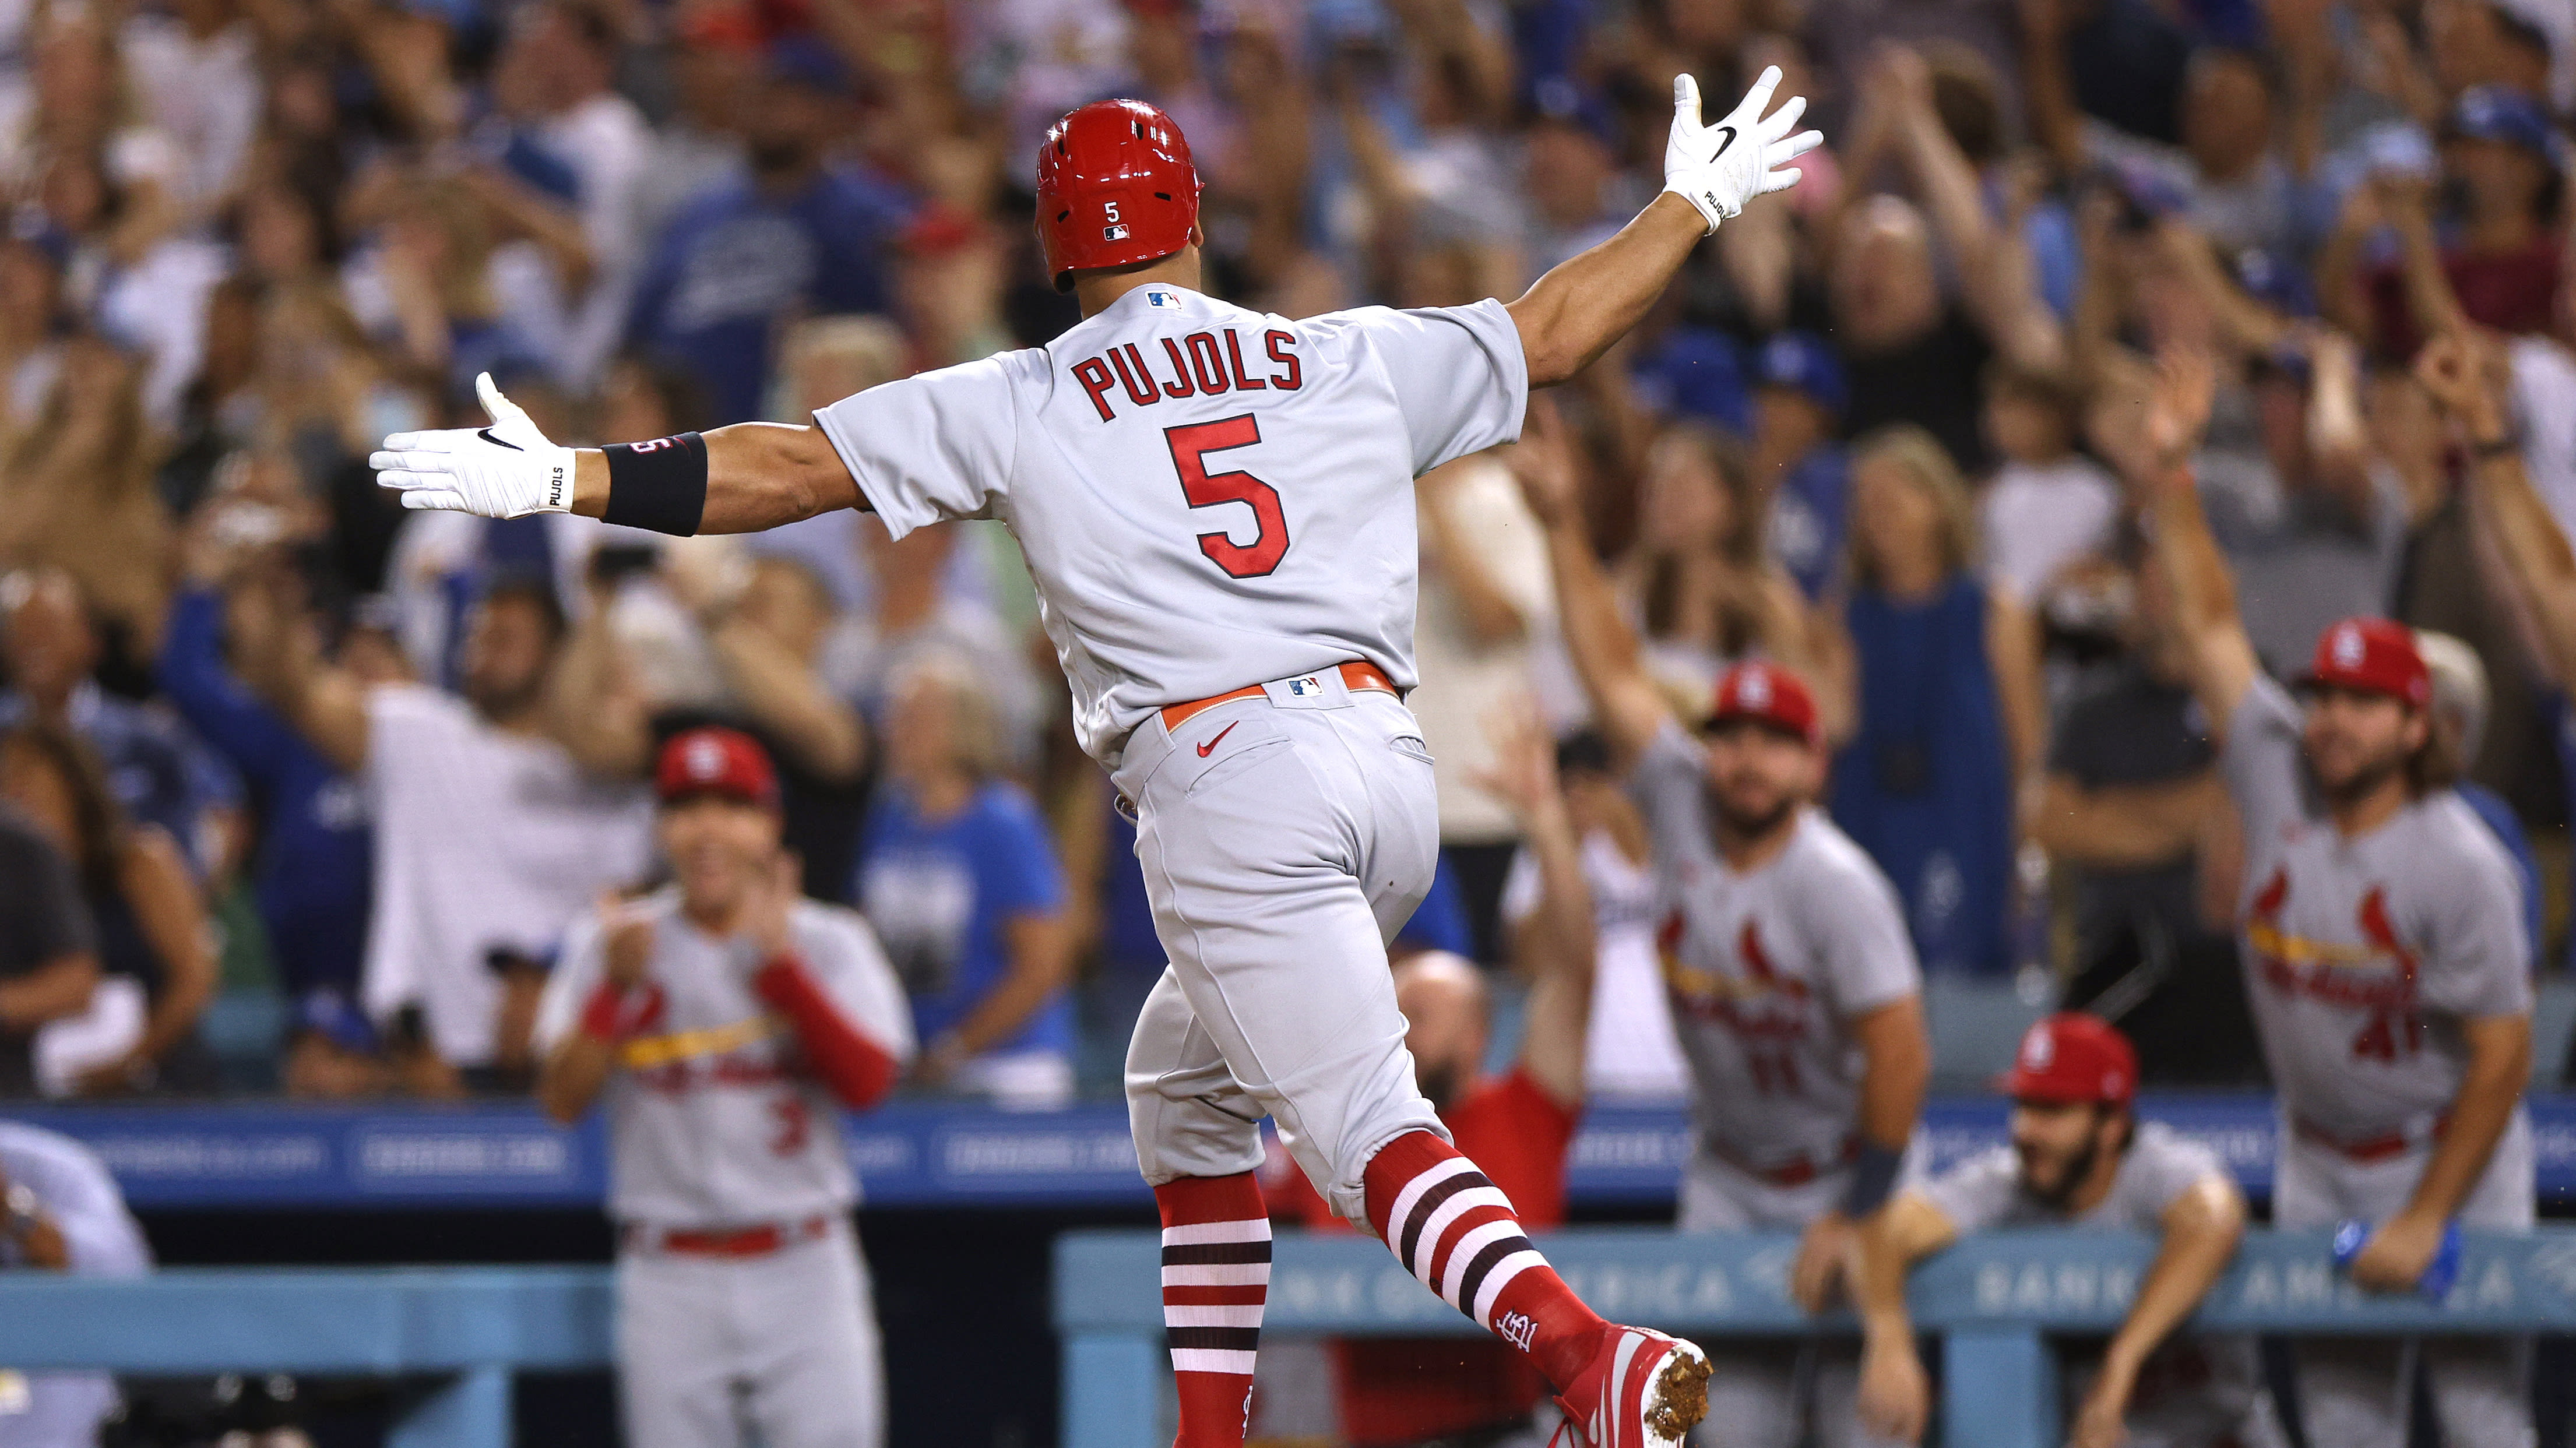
1504, 394, 1580, 529
1663, 66, 1822, 233
371, 372, 578, 518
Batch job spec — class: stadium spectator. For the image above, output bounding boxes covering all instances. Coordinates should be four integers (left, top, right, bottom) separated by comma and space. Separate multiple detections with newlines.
230, 565, 653, 1093
1854, 1014, 2286, 1448
1261, 703, 1596, 1446
1977, 362, 2121, 607
2033, 542, 2263, 1086
2325, 87, 2564, 358
857, 654, 1074, 1109
537, 727, 911, 1448
821, 522, 1043, 767
1748, 333, 1851, 604
0, 806, 98, 1098
2190, 334, 2410, 684
1829, 46, 2064, 474
625, 37, 911, 425
1, 568, 238, 878
0, 1119, 150, 1448
1413, 448, 1552, 966
156, 505, 399, 1097
1831, 427, 2032, 975
1500, 728, 1687, 1100
0, 724, 216, 1096
0, 341, 177, 654
487, 0, 653, 389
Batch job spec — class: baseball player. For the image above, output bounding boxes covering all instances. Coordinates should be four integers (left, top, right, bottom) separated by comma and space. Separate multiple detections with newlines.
1853, 1014, 2286, 1448
535, 727, 913, 1448
1517, 406, 1933, 1448
2142, 353, 2536, 1448
375, 69, 1820, 1448
0, 1119, 150, 1448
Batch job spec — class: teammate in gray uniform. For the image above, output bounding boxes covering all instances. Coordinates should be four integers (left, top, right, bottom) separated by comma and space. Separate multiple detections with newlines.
0, 1119, 149, 1448
376, 69, 1821, 1448
2141, 352, 2536, 1448
536, 727, 913, 1448
1519, 406, 1932, 1448
1853, 1014, 2286, 1448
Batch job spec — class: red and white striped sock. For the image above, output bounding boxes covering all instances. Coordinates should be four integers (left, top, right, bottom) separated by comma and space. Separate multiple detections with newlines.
1155, 1174, 1269, 1448
1361, 1129, 1606, 1390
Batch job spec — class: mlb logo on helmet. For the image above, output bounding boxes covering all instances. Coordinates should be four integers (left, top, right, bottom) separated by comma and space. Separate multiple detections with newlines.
1105, 224, 1130, 241
2333, 623, 2365, 669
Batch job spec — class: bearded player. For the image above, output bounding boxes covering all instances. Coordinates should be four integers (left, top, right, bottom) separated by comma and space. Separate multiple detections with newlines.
373, 74, 1822, 1448
2142, 351, 2535, 1448
1516, 404, 1933, 1448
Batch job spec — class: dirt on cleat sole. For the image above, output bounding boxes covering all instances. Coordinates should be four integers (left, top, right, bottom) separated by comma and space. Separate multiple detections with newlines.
1644, 1341, 1712, 1443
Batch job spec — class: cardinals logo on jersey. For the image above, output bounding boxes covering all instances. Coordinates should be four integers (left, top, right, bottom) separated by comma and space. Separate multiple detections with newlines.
1659, 914, 1811, 1038
2243, 869, 2425, 1062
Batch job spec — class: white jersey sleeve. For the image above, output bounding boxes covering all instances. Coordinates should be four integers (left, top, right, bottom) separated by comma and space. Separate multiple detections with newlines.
1797, 837, 1922, 1019
814, 353, 1026, 539
1919, 1144, 2021, 1233
1303, 300, 1528, 474
791, 903, 917, 1064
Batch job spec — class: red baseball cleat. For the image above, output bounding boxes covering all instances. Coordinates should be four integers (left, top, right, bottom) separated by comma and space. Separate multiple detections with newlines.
1551, 1326, 1712, 1448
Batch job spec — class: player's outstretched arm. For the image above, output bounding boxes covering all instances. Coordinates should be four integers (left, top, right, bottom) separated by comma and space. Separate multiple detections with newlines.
2076, 1173, 2245, 1447
1851, 1191, 1957, 1446
373, 374, 867, 537
2135, 348, 2260, 744
1508, 398, 1670, 767
1507, 68, 1821, 387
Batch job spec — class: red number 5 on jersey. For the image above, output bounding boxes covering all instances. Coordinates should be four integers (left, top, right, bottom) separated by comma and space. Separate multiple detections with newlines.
1166, 415, 1288, 577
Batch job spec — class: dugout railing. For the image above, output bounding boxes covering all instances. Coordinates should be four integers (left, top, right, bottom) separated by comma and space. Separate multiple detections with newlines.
1051, 1225, 2576, 1448
0, 1267, 612, 1448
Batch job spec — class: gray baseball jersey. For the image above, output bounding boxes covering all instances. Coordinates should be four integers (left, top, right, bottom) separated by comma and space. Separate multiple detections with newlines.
812, 284, 1528, 762
2221, 678, 2532, 1145
1920, 1121, 2226, 1232
536, 892, 914, 1227
1631, 721, 1922, 1173
1921, 1124, 2280, 1448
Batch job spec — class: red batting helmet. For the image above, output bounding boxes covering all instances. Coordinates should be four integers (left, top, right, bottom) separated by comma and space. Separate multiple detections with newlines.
1034, 99, 1202, 293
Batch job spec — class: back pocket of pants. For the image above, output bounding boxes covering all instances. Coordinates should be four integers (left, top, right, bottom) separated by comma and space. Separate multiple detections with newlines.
1389, 734, 1434, 766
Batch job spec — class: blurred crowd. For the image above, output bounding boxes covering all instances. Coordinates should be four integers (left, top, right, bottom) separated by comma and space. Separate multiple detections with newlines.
0, 0, 2572, 1102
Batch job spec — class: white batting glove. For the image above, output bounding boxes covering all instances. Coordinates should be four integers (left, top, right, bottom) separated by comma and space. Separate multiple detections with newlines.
371, 372, 577, 517
1663, 66, 1823, 233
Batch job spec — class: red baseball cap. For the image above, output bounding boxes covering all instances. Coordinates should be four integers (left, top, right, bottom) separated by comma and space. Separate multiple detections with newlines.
1997, 1013, 2137, 1109
2299, 618, 2430, 707
1707, 661, 1820, 745
655, 727, 779, 808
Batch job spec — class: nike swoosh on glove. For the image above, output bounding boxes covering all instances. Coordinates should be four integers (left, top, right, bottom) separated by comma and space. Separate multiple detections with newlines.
1663, 66, 1824, 234
370, 372, 578, 518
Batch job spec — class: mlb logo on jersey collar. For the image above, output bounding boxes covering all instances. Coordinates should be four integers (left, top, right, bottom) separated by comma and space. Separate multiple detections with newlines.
1145, 287, 1183, 309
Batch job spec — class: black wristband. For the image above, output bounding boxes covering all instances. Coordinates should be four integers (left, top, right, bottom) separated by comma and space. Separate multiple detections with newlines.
1840, 1139, 1906, 1218
602, 434, 709, 536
